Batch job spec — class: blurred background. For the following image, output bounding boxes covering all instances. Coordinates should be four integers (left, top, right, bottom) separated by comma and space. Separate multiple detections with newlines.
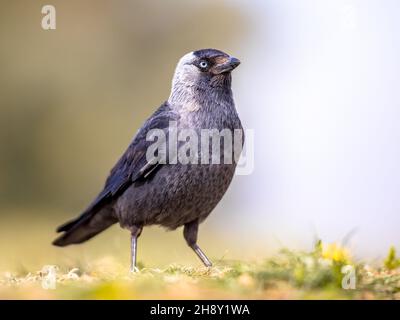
1, 0, 400, 271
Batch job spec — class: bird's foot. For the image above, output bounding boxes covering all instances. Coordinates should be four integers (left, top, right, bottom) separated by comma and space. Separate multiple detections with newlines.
130, 266, 140, 273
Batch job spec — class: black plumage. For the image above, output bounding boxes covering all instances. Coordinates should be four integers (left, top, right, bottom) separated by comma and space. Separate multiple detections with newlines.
53, 49, 243, 270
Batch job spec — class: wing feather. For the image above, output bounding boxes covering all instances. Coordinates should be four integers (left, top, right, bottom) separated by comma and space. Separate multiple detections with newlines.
75, 102, 178, 217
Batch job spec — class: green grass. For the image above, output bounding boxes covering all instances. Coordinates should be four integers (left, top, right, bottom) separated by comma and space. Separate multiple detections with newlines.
1, 245, 400, 299
1, 212, 400, 299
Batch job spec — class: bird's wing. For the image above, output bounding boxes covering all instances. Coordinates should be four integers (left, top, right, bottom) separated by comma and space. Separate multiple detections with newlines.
56, 102, 178, 233
101, 103, 178, 204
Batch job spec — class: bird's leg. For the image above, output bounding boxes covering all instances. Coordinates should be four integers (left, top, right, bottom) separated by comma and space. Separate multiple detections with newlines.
183, 219, 212, 267
129, 225, 143, 272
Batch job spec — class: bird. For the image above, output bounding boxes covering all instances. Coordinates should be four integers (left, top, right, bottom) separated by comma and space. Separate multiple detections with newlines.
53, 49, 243, 271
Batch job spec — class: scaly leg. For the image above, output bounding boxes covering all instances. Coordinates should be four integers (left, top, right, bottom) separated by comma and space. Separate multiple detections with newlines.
183, 219, 212, 267
129, 225, 143, 272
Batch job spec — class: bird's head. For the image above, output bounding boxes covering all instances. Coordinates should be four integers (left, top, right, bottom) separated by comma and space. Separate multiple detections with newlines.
171, 49, 240, 90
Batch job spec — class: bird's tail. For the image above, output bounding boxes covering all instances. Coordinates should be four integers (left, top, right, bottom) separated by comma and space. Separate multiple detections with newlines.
52, 206, 117, 247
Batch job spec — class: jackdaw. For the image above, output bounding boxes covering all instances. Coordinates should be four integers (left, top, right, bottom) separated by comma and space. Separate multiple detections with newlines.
53, 49, 243, 271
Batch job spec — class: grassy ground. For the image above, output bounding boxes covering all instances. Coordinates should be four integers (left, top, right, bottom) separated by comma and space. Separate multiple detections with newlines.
1, 242, 400, 299
1, 212, 400, 299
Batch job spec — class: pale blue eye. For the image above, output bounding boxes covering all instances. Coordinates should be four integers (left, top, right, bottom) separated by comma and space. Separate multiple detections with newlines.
199, 61, 208, 68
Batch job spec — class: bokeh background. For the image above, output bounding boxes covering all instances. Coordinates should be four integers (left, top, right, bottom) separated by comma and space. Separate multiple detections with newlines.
1, 0, 400, 272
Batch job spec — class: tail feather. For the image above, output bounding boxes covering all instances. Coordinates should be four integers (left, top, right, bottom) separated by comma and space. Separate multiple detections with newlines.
56, 214, 91, 233
53, 207, 117, 247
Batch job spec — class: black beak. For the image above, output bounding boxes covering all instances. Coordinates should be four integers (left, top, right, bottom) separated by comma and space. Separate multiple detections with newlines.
228, 57, 241, 69
214, 56, 241, 74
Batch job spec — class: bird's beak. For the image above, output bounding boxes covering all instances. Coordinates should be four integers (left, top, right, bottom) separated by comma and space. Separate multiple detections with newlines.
213, 56, 241, 74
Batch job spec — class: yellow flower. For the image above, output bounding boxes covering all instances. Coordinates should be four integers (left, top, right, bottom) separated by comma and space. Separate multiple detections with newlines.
321, 243, 351, 263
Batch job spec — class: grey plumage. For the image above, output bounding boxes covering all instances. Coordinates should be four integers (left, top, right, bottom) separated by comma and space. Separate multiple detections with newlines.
53, 49, 243, 269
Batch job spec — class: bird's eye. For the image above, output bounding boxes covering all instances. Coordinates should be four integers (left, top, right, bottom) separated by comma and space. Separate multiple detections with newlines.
199, 60, 208, 69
